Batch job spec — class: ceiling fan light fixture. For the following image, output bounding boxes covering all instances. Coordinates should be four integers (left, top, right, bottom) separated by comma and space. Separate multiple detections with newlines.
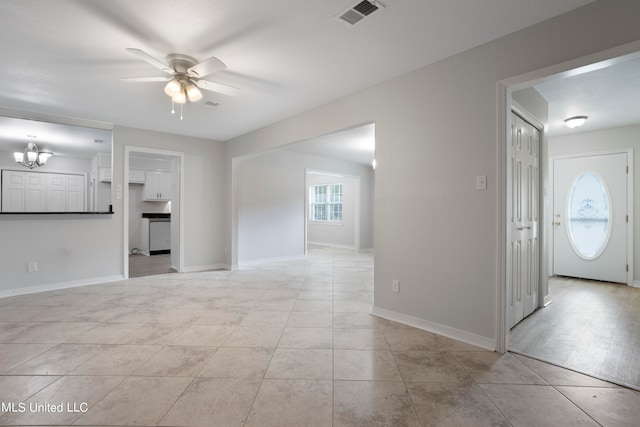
186, 83, 202, 102
164, 78, 182, 97
172, 91, 187, 104
564, 115, 588, 128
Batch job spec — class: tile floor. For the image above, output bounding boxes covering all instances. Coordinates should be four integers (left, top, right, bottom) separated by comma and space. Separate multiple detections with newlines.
0, 246, 638, 426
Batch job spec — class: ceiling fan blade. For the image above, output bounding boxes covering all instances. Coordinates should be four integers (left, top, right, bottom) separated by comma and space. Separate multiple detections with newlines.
126, 48, 173, 74
195, 79, 239, 97
188, 56, 226, 77
119, 76, 171, 82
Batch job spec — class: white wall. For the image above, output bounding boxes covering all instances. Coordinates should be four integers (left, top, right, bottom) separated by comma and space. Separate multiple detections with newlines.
0, 125, 226, 296
307, 172, 357, 249
549, 123, 640, 281
226, 1, 640, 347
236, 149, 374, 264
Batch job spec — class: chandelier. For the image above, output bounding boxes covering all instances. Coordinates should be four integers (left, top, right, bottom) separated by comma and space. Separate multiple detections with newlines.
14, 142, 52, 169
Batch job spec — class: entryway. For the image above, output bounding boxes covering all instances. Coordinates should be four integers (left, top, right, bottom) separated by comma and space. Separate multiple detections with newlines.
552, 151, 629, 283
510, 276, 640, 390
500, 43, 640, 390
123, 146, 184, 278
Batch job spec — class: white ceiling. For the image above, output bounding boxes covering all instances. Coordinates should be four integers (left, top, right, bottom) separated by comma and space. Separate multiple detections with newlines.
0, 115, 112, 159
0, 0, 593, 147
535, 56, 640, 137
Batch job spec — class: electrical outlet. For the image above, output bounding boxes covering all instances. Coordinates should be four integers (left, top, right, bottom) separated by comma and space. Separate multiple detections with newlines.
28, 261, 38, 272
392, 280, 400, 293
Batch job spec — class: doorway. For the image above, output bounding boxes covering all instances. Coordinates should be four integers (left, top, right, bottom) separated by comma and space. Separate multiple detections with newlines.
499, 43, 640, 389
124, 146, 184, 278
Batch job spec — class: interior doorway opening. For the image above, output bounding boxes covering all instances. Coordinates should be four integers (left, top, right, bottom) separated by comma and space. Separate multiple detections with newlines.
499, 42, 640, 389
232, 122, 375, 267
124, 146, 184, 278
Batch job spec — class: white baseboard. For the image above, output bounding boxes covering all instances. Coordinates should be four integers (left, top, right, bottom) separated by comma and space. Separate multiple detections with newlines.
0, 275, 125, 299
633, 280, 640, 288
307, 241, 355, 250
371, 306, 496, 351
237, 254, 306, 267
181, 264, 229, 273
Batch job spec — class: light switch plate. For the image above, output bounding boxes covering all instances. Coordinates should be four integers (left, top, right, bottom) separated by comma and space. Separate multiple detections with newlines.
476, 175, 487, 190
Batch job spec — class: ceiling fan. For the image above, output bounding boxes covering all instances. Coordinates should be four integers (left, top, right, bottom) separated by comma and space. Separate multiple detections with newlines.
120, 48, 238, 118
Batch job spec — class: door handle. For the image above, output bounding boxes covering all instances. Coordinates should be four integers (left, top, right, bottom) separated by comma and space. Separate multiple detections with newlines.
554, 222, 560, 226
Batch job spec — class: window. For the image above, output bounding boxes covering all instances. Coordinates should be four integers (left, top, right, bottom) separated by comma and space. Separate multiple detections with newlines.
567, 172, 611, 259
310, 183, 343, 222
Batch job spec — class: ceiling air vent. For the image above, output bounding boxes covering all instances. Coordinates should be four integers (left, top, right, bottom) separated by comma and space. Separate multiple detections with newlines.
336, 0, 384, 26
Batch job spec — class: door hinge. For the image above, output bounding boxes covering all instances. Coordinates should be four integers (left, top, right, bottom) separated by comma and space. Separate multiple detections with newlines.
627, 264, 629, 272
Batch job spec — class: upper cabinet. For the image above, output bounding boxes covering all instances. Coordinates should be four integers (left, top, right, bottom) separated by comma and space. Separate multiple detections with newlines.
143, 171, 172, 201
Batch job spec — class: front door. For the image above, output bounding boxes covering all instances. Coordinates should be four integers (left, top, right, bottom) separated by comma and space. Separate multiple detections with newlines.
553, 152, 629, 284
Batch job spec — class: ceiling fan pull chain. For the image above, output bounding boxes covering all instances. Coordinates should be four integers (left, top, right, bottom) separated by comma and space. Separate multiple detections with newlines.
180, 103, 184, 120
171, 100, 175, 115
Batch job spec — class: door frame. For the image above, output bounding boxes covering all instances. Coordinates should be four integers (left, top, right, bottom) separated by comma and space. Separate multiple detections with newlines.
549, 149, 634, 285
123, 146, 185, 278
496, 40, 640, 353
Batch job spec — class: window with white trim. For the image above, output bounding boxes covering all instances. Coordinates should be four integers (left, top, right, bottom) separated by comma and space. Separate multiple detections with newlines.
309, 183, 343, 222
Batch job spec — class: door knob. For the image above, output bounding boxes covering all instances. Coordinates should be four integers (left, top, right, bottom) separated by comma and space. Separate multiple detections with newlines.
554, 221, 561, 226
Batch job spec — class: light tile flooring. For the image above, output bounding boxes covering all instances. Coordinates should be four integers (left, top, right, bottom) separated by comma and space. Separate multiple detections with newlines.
0, 246, 638, 426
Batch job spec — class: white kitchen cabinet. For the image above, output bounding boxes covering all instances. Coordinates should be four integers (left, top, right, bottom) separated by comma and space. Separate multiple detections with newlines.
98, 167, 112, 182
1, 170, 85, 212
144, 172, 172, 201
129, 169, 146, 184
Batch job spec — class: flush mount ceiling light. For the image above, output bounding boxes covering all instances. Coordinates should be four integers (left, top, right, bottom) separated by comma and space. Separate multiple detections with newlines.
564, 115, 588, 128
121, 49, 238, 120
14, 141, 52, 169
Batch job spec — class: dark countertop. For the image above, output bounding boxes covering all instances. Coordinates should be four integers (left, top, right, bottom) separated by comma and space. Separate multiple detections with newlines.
142, 213, 171, 219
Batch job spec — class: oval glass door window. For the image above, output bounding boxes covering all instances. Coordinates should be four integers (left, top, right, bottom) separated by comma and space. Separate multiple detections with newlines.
567, 172, 611, 259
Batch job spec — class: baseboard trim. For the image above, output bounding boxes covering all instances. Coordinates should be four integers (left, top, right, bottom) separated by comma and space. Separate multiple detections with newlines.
237, 254, 306, 267
307, 241, 355, 250
0, 275, 125, 299
182, 264, 229, 273
371, 306, 496, 351
632, 280, 640, 288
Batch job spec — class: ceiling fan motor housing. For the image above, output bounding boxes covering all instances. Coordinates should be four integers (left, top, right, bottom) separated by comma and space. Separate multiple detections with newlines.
166, 53, 199, 75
